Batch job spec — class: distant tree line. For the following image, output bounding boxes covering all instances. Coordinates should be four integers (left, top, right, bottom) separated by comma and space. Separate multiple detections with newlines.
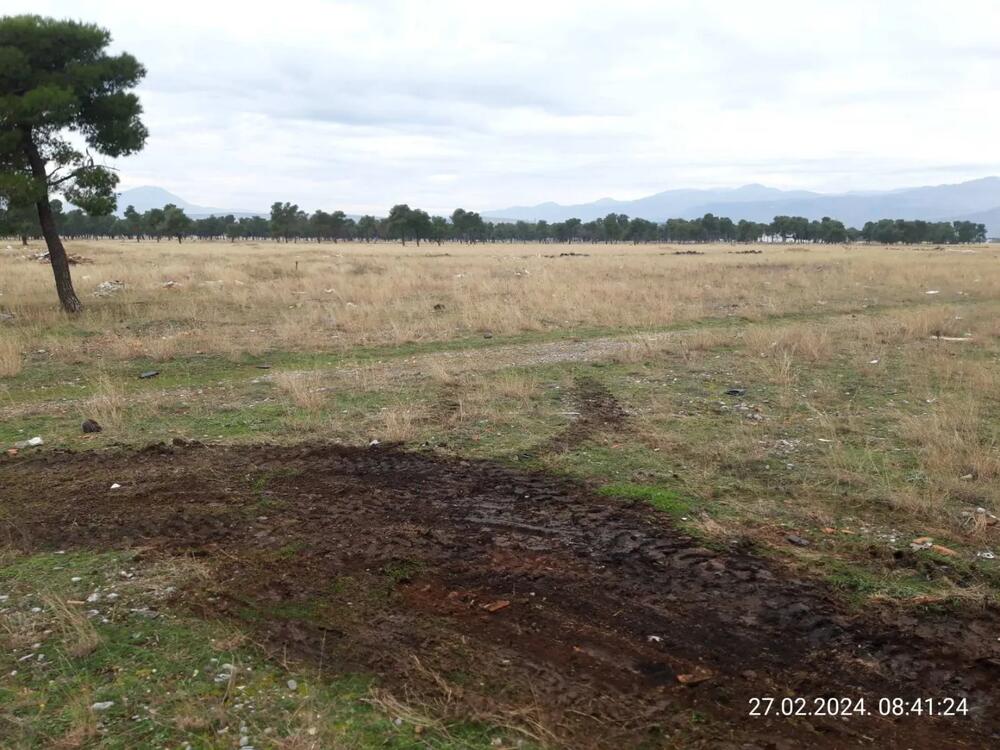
0, 199, 988, 245
859, 218, 985, 244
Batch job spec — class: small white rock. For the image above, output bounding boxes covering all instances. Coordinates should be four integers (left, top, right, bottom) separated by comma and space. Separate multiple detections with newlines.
91, 701, 115, 712
287, 679, 298, 690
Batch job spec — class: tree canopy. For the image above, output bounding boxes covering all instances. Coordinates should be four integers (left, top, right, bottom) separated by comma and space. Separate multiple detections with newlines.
0, 14, 147, 311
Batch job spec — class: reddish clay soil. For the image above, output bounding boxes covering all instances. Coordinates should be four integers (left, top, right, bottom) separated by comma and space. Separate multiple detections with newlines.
2, 440, 999, 749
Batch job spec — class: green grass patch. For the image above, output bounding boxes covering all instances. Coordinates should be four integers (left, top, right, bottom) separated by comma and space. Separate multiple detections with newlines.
597, 482, 697, 518
0, 550, 529, 750
823, 560, 937, 603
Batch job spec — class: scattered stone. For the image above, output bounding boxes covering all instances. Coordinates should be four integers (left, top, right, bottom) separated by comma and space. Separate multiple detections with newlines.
13, 437, 43, 449
86, 592, 101, 603
91, 701, 115, 712
34, 251, 91, 264
977, 551, 996, 560
93, 280, 125, 297
286, 679, 298, 690
368, 439, 380, 447
482, 599, 511, 613
82, 419, 103, 434
433, 303, 445, 312
483, 332, 493, 339
724, 388, 746, 397
138, 370, 159, 379
774, 438, 801, 453
785, 535, 810, 547
676, 667, 713, 685
255, 364, 271, 370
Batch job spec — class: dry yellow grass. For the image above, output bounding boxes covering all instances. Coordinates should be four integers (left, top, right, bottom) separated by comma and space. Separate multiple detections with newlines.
380, 402, 427, 442
82, 372, 128, 429
901, 397, 1000, 483
274, 371, 328, 411
493, 371, 540, 403
41, 593, 101, 659
0, 334, 22, 377
2, 240, 998, 368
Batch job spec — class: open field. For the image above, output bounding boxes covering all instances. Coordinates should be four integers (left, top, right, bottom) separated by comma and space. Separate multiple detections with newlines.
3, 240, 1000, 748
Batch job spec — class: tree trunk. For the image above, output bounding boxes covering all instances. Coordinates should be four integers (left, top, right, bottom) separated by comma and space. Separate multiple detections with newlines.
23, 131, 82, 313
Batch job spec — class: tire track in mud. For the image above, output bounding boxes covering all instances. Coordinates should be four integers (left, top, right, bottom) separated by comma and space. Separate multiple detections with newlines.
511, 375, 630, 463
541, 376, 629, 453
2, 443, 999, 748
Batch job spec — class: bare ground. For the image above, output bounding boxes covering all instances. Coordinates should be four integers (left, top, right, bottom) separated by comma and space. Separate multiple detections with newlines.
3, 421, 999, 748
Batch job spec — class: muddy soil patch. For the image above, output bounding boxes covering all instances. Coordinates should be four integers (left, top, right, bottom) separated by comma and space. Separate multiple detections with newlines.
1, 443, 998, 748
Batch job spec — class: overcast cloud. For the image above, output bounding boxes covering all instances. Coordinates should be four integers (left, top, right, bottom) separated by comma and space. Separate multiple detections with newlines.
10, 0, 1000, 213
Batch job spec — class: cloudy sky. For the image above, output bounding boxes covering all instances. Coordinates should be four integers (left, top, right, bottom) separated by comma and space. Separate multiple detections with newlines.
12, 0, 1000, 213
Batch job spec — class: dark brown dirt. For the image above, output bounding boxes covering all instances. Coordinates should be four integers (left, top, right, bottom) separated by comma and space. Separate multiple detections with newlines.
2, 442, 999, 749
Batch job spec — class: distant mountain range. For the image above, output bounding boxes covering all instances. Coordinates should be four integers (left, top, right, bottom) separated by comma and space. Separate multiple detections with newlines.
115, 186, 263, 218
485, 178, 1000, 236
